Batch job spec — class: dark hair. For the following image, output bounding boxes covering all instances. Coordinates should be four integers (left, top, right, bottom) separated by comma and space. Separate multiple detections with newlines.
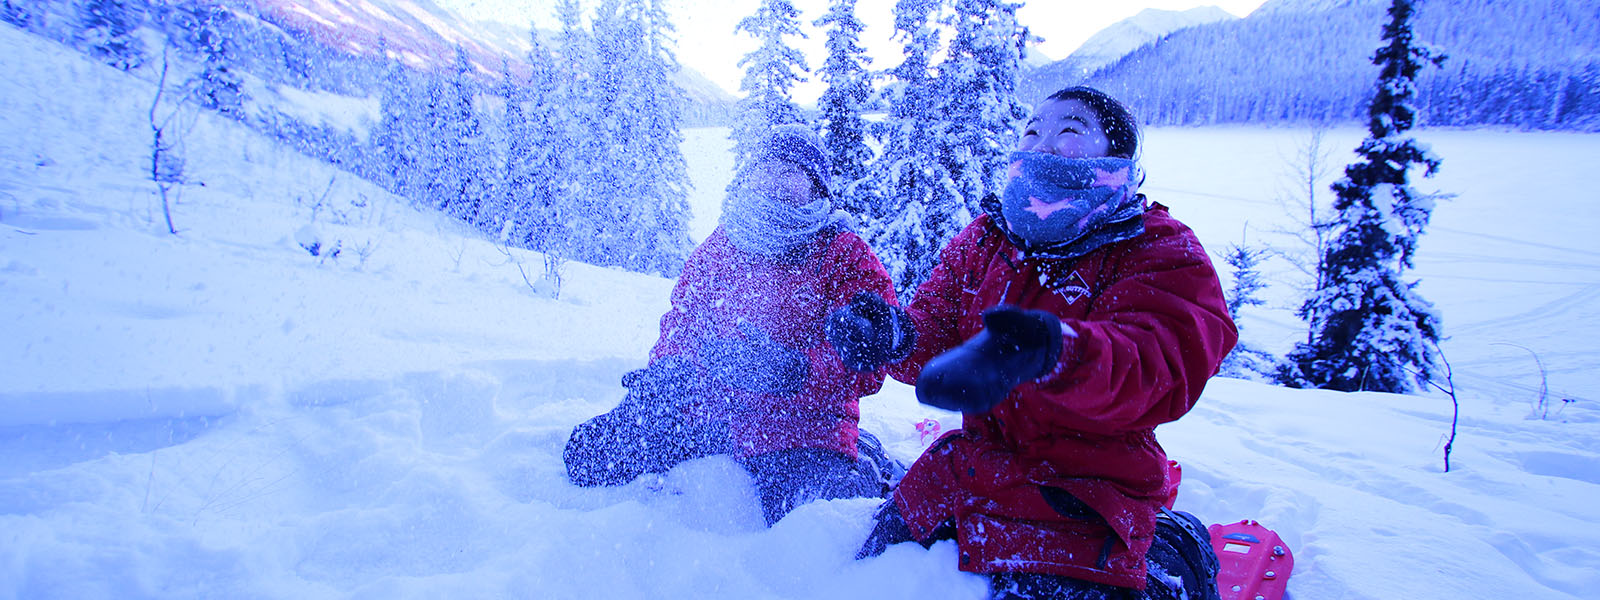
1044, 86, 1140, 160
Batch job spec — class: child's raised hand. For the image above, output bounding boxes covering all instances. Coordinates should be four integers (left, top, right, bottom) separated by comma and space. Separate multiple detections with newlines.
826, 292, 915, 372
915, 305, 1067, 414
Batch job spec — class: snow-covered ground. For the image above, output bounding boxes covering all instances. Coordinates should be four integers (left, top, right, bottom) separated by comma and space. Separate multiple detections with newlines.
3, 23, 1598, 600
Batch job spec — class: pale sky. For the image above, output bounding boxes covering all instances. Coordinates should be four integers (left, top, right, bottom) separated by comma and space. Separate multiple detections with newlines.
442, 0, 1271, 102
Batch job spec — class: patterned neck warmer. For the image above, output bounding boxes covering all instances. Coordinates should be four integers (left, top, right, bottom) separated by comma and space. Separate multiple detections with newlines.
720, 185, 845, 259
998, 151, 1147, 260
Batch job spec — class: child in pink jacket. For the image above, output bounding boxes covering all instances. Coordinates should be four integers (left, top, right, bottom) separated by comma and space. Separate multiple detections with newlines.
565, 124, 913, 526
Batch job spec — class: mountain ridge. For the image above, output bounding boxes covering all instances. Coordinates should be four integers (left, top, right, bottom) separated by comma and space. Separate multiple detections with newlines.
1083, 0, 1600, 130
1020, 5, 1239, 105
236, 0, 735, 106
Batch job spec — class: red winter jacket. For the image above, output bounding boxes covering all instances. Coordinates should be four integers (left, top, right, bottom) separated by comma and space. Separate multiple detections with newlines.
650, 225, 898, 458
888, 205, 1237, 589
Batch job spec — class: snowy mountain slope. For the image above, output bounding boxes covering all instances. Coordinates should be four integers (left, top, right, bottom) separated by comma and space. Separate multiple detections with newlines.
1253, 0, 1385, 14
4, 19, 1600, 600
1072, 6, 1237, 71
1018, 6, 1238, 105
1019, 45, 1053, 71
240, 0, 736, 105
11, 0, 733, 110
244, 0, 499, 70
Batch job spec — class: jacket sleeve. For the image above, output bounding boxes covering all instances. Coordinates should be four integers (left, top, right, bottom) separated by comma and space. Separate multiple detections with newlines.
649, 240, 715, 364
808, 231, 901, 400
887, 220, 994, 386
1019, 214, 1238, 434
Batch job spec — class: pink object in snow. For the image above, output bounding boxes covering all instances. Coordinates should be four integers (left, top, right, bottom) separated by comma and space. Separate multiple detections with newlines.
1209, 519, 1295, 600
915, 418, 941, 445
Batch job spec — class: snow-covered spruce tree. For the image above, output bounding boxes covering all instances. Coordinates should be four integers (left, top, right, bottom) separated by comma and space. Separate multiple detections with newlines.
482, 58, 528, 240
1281, 0, 1446, 393
496, 34, 570, 256
371, 38, 427, 199
580, 0, 630, 266
3, 0, 31, 28
409, 47, 485, 222
76, 0, 145, 71
935, 0, 1028, 218
436, 46, 492, 226
730, 0, 810, 176
814, 0, 876, 218
582, 0, 691, 275
1219, 236, 1277, 380
546, 0, 596, 266
276, 29, 314, 88
175, 2, 245, 118
866, 0, 963, 300
623, 0, 693, 276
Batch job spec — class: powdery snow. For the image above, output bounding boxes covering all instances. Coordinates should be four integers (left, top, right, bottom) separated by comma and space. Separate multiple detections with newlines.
3, 23, 1598, 600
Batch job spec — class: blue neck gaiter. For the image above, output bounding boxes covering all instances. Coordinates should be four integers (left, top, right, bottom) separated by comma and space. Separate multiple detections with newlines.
998, 151, 1147, 259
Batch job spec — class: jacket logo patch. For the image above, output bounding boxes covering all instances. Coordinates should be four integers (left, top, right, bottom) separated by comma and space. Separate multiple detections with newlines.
1038, 270, 1090, 304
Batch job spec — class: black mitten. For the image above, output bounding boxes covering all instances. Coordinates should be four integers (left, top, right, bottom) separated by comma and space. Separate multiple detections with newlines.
700, 321, 809, 396
915, 305, 1065, 414
826, 292, 915, 372
568, 356, 717, 487
617, 355, 700, 420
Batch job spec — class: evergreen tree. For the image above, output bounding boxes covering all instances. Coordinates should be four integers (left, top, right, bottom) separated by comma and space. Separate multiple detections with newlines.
626, 0, 693, 276
1219, 237, 1276, 380
547, 0, 596, 266
413, 47, 488, 223
730, 0, 810, 175
3, 0, 31, 28
413, 74, 453, 207
814, 0, 876, 217
866, 0, 962, 300
936, 0, 1028, 218
278, 30, 314, 88
580, 0, 691, 275
498, 34, 570, 254
586, 0, 645, 268
1282, 0, 1446, 393
372, 38, 425, 199
179, 3, 245, 118
441, 46, 491, 225
483, 58, 528, 240
76, 0, 146, 71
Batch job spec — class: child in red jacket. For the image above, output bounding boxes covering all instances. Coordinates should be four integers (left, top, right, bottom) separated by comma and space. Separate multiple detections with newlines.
829, 87, 1237, 599
565, 124, 912, 526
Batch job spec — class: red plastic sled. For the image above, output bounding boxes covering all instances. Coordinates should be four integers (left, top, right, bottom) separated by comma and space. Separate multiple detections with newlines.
1208, 519, 1294, 600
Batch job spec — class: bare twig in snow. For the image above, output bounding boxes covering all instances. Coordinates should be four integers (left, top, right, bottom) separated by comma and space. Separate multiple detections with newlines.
1492, 342, 1550, 419
1395, 343, 1460, 472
